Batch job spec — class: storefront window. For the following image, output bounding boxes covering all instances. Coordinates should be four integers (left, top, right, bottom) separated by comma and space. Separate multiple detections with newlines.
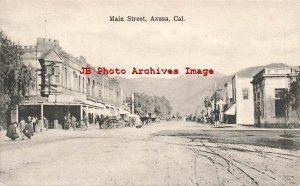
275, 89, 286, 117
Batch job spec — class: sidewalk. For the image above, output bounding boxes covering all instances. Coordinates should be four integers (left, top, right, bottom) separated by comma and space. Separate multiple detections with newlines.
187, 122, 300, 130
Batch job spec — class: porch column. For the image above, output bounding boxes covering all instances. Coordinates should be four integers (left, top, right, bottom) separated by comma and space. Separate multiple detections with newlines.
16, 105, 19, 123
80, 105, 83, 121
87, 106, 89, 123
41, 104, 44, 131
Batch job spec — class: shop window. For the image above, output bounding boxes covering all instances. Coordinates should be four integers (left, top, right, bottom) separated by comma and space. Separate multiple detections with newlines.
275, 89, 286, 117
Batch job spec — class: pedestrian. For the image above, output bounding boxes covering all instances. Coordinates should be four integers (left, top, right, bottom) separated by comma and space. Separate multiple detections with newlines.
98, 115, 104, 129
19, 117, 26, 140
132, 117, 136, 127
44, 117, 49, 131
63, 115, 67, 129
135, 116, 142, 129
71, 115, 76, 131
27, 116, 32, 125
214, 110, 220, 126
80, 119, 86, 130
66, 115, 71, 130
23, 120, 34, 139
84, 114, 89, 129
32, 116, 37, 132
105, 116, 109, 128
6, 122, 19, 141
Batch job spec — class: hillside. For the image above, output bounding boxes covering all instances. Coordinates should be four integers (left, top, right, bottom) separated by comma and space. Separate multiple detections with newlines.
116, 63, 287, 114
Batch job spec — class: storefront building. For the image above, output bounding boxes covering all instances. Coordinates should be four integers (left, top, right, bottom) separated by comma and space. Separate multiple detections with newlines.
11, 38, 122, 129
224, 75, 254, 125
251, 67, 300, 127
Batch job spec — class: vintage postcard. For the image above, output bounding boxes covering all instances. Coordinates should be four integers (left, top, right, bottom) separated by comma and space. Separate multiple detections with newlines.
0, 0, 300, 185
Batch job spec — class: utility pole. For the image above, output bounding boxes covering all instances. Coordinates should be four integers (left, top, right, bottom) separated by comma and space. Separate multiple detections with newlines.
209, 82, 222, 124
209, 82, 222, 112
44, 20, 47, 39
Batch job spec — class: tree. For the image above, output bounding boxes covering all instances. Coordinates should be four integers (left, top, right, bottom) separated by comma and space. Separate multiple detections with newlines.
290, 71, 300, 119
126, 93, 172, 117
210, 92, 223, 102
277, 89, 291, 126
0, 31, 35, 129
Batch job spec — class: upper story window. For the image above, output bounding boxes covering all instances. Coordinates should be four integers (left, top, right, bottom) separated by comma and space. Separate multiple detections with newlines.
64, 67, 68, 87
54, 66, 60, 75
242, 88, 249, 100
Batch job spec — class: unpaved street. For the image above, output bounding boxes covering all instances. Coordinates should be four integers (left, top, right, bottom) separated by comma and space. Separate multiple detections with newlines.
1, 121, 300, 186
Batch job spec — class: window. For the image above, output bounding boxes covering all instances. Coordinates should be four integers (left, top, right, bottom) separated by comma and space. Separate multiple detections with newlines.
54, 66, 60, 75
45, 65, 53, 75
54, 66, 60, 84
232, 89, 236, 102
242, 89, 249, 100
275, 89, 287, 117
65, 68, 68, 87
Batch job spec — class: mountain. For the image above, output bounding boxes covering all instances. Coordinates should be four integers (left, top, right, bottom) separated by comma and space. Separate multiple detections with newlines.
116, 63, 287, 114
235, 63, 288, 77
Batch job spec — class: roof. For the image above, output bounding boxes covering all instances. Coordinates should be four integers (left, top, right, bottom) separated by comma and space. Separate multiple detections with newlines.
39, 49, 63, 63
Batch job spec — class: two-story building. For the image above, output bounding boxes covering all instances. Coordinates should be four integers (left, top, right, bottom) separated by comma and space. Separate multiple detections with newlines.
224, 75, 254, 125
11, 38, 122, 129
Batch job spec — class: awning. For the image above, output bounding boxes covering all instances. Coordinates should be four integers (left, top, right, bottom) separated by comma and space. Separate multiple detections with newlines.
99, 108, 112, 116
89, 107, 100, 115
224, 104, 236, 115
119, 109, 130, 115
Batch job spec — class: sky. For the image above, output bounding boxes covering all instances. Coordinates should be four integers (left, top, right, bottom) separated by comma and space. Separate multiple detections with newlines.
0, 0, 299, 78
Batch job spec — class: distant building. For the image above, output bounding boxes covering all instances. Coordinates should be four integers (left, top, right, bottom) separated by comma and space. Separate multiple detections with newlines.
251, 67, 300, 127
11, 38, 122, 129
224, 75, 254, 125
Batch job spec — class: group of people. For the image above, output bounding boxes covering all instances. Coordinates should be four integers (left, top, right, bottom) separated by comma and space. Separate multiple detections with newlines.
96, 115, 109, 129
6, 116, 36, 141
63, 114, 89, 131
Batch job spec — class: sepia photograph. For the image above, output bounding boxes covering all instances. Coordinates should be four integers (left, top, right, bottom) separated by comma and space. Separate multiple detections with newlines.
0, 0, 300, 185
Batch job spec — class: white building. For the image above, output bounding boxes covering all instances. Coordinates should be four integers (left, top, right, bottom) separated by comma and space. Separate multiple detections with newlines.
224, 75, 254, 125
252, 67, 300, 127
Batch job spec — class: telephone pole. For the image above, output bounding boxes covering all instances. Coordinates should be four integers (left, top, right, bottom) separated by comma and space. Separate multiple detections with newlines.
209, 82, 222, 114
44, 20, 47, 38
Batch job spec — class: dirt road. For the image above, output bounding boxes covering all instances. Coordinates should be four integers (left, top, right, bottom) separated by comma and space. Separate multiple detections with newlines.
1, 121, 299, 186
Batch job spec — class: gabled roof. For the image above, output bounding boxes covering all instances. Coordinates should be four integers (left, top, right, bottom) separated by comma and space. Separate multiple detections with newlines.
39, 49, 63, 63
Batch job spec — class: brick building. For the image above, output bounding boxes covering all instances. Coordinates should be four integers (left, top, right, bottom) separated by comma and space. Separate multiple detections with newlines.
11, 38, 122, 129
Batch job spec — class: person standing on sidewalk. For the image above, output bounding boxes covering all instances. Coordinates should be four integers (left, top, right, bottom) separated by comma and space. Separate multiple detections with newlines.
71, 115, 77, 131
44, 117, 49, 131
19, 118, 26, 140
84, 114, 89, 129
32, 116, 37, 132
98, 115, 104, 129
